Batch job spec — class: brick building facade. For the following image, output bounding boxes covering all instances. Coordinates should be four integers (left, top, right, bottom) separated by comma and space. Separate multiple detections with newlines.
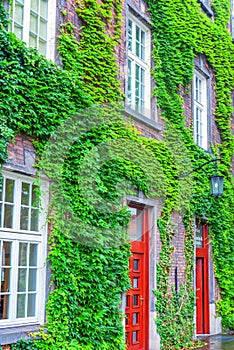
0, 0, 233, 349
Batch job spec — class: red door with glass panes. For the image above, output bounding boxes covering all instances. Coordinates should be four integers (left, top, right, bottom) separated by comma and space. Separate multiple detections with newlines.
196, 223, 210, 334
125, 204, 149, 350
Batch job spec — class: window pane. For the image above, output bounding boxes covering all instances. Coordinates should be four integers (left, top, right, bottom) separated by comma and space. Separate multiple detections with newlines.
27, 293, 36, 317
40, 0, 48, 18
135, 64, 140, 81
0, 184, 2, 201
195, 76, 199, 100
133, 277, 139, 288
136, 42, 140, 57
1, 268, 11, 292
0, 295, 10, 319
133, 312, 139, 325
29, 33, 37, 48
31, 0, 39, 12
127, 59, 132, 105
30, 208, 39, 231
132, 330, 139, 343
39, 19, 47, 38
18, 268, 27, 292
129, 207, 143, 241
39, 39, 46, 55
17, 294, 26, 318
4, 204, 14, 228
5, 179, 14, 203
133, 259, 139, 271
136, 26, 142, 58
14, 3, 24, 25
20, 207, 29, 230
28, 269, 37, 291
141, 31, 145, 60
29, 244, 37, 266
30, 12, 38, 33
128, 19, 132, 51
19, 243, 27, 266
13, 24, 23, 40
21, 182, 30, 206
2, 242, 11, 266
141, 68, 145, 85
31, 185, 39, 207
133, 294, 139, 306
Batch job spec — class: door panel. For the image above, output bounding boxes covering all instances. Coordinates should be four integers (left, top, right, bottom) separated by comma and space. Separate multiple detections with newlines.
196, 257, 204, 334
196, 223, 210, 334
126, 205, 149, 350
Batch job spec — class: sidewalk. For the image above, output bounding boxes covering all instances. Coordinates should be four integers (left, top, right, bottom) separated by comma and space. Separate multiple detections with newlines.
196, 334, 234, 349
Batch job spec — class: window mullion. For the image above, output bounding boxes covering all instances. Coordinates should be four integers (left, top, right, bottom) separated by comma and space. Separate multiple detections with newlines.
14, 179, 21, 231
23, 0, 31, 44
28, 183, 32, 231
11, 240, 18, 322
25, 242, 30, 318
1, 177, 5, 228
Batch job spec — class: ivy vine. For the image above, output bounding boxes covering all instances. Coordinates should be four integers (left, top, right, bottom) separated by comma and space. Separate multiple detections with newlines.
0, 0, 234, 349
147, 0, 234, 347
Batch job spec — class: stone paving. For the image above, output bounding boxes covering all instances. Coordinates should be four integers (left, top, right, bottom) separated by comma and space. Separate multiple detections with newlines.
196, 335, 234, 350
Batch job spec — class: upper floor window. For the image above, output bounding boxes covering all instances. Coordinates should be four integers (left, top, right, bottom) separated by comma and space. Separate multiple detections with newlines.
0, 171, 47, 327
9, 0, 56, 59
193, 71, 208, 150
127, 14, 151, 118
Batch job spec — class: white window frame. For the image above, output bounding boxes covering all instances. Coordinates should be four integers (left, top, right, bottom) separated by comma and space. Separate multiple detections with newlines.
127, 13, 151, 119
0, 170, 48, 328
9, 0, 56, 60
193, 71, 208, 150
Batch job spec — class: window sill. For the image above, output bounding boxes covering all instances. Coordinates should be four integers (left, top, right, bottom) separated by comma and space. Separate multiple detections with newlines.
197, 0, 213, 17
124, 106, 163, 132
0, 324, 40, 345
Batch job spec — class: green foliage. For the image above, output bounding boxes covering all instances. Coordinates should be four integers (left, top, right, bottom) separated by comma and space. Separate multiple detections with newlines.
12, 339, 38, 350
59, 0, 123, 103
147, 0, 234, 347
0, 0, 234, 349
0, 10, 90, 160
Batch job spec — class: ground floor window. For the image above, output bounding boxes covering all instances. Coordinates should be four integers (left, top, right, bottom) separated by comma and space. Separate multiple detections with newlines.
0, 171, 47, 326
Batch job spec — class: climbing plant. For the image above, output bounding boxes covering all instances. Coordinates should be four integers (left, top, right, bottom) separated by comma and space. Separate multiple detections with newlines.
147, 0, 234, 347
0, 0, 234, 349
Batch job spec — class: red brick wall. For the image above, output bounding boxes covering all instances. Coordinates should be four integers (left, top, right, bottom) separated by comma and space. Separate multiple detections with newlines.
4, 133, 37, 175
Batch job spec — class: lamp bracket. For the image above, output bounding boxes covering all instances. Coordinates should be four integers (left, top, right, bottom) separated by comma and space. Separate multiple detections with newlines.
177, 158, 221, 179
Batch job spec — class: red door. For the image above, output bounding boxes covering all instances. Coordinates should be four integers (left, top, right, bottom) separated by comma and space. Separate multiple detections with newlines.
125, 204, 149, 350
196, 223, 210, 334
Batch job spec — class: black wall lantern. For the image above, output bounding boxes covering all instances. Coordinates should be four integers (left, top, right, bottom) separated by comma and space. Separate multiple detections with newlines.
178, 158, 224, 196
210, 175, 224, 196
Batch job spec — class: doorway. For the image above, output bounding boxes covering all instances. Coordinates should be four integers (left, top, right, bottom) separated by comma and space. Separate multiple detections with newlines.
196, 223, 210, 334
125, 204, 150, 350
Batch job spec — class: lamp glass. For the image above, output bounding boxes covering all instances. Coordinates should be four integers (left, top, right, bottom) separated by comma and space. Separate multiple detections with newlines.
210, 176, 224, 196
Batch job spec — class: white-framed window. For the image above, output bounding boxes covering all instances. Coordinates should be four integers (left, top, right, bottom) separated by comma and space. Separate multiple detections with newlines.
193, 71, 208, 150
127, 14, 151, 118
9, 0, 56, 59
0, 171, 47, 327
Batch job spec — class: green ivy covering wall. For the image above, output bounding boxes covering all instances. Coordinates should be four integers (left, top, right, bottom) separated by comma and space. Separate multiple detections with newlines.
0, 0, 234, 349
147, 0, 234, 347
